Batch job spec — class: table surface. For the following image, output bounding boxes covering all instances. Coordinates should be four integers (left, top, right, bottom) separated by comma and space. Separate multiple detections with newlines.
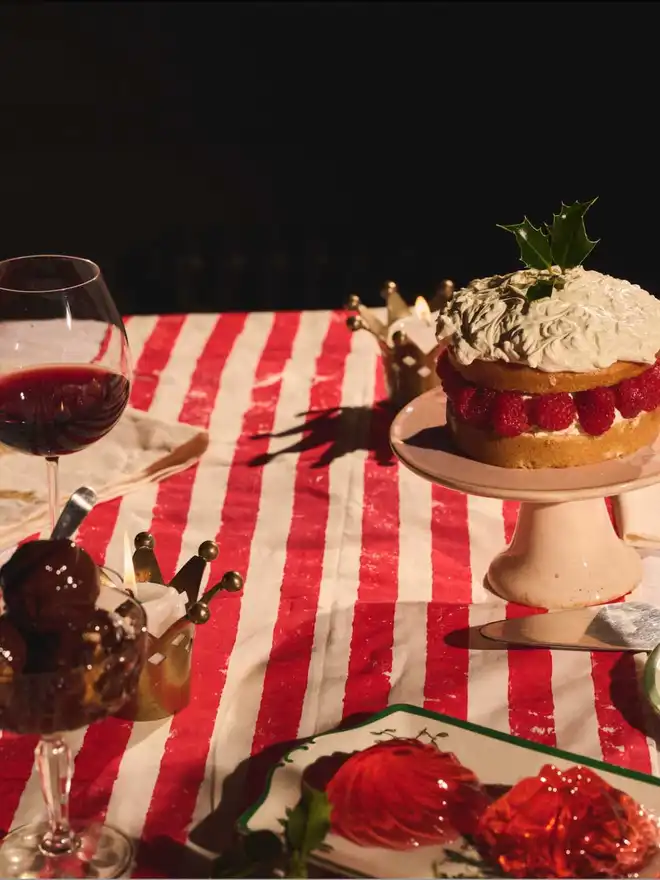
1, 310, 660, 877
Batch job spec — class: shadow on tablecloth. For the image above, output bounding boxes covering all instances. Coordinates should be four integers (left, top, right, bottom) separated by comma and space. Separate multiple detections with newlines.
248, 403, 396, 469
188, 708, 380, 861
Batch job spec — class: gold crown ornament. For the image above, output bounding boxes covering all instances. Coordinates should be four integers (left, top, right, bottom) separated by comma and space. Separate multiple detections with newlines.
345, 280, 454, 409
115, 532, 243, 722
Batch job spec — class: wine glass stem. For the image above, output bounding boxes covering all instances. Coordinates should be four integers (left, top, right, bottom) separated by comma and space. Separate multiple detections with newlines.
35, 734, 79, 856
45, 456, 60, 534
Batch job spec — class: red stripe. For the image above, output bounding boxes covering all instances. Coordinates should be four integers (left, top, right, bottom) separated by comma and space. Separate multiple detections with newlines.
129, 316, 187, 413
604, 495, 617, 531
91, 324, 113, 365
591, 498, 650, 770
342, 365, 399, 719
591, 652, 652, 771
424, 486, 471, 719
251, 313, 352, 754
134, 312, 300, 873
70, 314, 247, 828
502, 500, 556, 747
0, 536, 42, 835
0, 733, 37, 836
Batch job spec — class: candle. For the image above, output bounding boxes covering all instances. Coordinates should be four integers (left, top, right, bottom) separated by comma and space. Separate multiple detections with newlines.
133, 581, 187, 639
388, 297, 439, 355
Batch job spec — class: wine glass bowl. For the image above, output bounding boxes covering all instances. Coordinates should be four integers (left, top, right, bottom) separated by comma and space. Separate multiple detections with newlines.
0, 255, 131, 529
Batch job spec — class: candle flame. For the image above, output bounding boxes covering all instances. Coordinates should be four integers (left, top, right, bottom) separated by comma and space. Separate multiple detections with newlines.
123, 532, 137, 593
413, 296, 432, 323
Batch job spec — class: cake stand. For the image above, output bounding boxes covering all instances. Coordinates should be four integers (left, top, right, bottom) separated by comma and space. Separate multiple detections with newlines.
390, 388, 660, 610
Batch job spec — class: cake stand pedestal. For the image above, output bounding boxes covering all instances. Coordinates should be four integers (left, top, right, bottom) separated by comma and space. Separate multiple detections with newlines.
390, 388, 660, 610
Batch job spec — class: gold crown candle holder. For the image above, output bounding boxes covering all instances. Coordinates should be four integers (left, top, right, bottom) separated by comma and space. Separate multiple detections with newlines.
345, 280, 454, 409
116, 532, 244, 722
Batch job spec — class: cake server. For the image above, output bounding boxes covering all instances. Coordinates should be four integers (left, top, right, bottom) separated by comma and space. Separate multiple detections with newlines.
50, 486, 98, 541
480, 601, 660, 653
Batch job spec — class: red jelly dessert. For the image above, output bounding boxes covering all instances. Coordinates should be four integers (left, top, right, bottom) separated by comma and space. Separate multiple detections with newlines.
324, 738, 488, 850
476, 763, 660, 878
0, 539, 100, 633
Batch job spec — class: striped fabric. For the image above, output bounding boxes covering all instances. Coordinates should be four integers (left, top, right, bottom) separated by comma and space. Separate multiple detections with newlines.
0, 311, 658, 876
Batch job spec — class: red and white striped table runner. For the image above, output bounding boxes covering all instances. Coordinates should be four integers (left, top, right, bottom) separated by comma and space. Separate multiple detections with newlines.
1, 311, 659, 876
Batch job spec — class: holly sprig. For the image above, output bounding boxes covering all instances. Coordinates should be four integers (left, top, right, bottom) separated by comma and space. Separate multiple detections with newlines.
498, 199, 599, 300
212, 785, 332, 879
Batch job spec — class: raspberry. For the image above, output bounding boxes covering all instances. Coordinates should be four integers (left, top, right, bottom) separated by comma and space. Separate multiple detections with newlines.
454, 385, 477, 420
574, 387, 616, 436
490, 391, 530, 437
614, 376, 645, 418
436, 351, 465, 398
465, 387, 497, 428
637, 363, 660, 412
529, 393, 576, 432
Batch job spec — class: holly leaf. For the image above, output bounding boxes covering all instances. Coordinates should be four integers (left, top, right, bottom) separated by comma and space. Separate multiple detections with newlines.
284, 785, 332, 878
526, 278, 556, 301
549, 198, 599, 269
497, 217, 553, 270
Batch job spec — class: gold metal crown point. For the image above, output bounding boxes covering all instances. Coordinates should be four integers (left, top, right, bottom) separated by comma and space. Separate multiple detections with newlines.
131, 533, 241, 609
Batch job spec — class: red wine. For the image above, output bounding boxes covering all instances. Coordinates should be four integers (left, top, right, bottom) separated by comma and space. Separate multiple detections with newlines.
0, 364, 130, 456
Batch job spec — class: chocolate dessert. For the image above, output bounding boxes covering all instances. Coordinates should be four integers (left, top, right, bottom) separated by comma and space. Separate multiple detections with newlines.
0, 616, 26, 683
1, 539, 99, 633
0, 539, 146, 734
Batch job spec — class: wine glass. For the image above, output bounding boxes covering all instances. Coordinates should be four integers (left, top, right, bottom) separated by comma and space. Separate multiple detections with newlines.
0, 256, 131, 531
0, 587, 147, 879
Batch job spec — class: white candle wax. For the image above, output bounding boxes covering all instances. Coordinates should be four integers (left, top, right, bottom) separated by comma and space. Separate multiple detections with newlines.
388, 312, 439, 355
134, 582, 188, 639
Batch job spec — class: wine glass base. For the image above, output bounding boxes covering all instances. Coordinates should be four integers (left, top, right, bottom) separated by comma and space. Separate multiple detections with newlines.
0, 822, 134, 879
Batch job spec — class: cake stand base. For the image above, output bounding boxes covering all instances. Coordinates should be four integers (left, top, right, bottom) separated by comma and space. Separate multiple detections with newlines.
487, 498, 643, 609
390, 388, 660, 610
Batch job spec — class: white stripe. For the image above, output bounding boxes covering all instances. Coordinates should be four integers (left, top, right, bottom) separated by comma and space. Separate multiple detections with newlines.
105, 312, 276, 840
388, 465, 433, 706
466, 496, 510, 733
102, 314, 221, 570
190, 310, 332, 828
297, 328, 378, 735
9, 317, 158, 830
551, 650, 603, 760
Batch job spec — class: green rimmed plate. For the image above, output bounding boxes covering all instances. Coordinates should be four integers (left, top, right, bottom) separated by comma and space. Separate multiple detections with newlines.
238, 703, 660, 879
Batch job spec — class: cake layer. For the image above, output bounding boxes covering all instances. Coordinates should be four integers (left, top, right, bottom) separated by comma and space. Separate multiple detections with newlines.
447, 347, 647, 394
447, 404, 660, 469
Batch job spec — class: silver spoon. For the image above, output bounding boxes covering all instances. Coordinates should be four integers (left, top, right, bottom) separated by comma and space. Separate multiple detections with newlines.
50, 486, 98, 541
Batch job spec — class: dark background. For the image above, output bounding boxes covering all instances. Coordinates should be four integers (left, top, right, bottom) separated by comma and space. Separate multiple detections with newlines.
0, 1, 656, 314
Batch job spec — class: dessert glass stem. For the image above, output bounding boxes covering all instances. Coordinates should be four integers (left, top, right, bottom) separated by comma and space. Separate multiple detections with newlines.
35, 734, 79, 856
45, 456, 60, 534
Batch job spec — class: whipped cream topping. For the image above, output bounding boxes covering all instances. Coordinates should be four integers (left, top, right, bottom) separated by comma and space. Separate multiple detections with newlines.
437, 266, 660, 373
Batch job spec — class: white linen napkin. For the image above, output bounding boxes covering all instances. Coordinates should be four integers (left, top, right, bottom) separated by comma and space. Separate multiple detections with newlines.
0, 407, 208, 546
613, 484, 660, 549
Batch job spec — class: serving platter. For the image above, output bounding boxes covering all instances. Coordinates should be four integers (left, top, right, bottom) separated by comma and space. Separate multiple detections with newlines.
239, 704, 660, 878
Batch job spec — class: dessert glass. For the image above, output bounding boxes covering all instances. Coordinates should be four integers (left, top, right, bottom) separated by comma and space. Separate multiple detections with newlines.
0, 587, 147, 879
